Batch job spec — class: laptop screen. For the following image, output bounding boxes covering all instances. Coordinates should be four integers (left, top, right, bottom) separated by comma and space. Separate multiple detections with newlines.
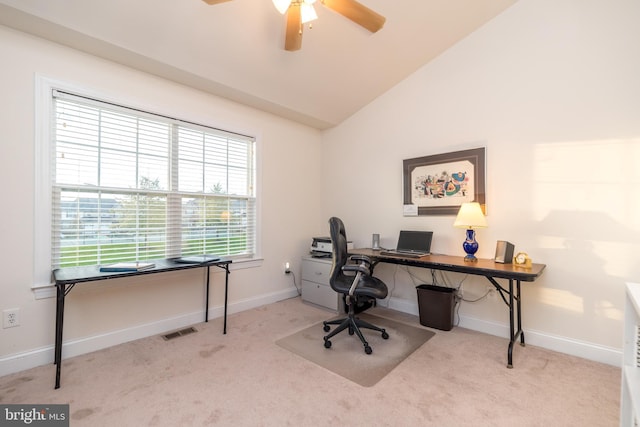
396, 230, 433, 253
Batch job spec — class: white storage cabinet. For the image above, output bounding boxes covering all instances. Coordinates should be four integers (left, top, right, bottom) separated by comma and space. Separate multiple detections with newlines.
301, 256, 344, 312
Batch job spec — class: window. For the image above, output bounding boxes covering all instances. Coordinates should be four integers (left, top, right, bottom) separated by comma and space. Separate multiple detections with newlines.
50, 90, 256, 268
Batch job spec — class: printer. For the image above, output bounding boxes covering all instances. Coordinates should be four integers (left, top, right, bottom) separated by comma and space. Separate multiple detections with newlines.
310, 237, 353, 258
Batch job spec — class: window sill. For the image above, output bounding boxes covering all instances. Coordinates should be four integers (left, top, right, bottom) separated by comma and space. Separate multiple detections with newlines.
31, 257, 264, 300
32, 283, 56, 300
229, 257, 263, 270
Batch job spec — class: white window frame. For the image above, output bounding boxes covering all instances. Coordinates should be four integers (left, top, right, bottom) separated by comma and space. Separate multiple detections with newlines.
33, 76, 262, 298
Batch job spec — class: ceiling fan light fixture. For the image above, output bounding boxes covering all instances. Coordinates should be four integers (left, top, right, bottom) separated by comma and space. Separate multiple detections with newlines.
300, 3, 318, 24
272, 0, 291, 15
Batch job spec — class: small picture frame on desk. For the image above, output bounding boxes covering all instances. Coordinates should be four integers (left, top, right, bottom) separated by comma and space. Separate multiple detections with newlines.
494, 241, 515, 264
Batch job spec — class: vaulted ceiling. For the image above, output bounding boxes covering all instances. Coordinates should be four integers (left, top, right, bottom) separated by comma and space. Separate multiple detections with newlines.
0, 0, 517, 129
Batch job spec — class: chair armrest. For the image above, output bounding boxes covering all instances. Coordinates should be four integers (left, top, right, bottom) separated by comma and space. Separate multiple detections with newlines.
349, 255, 372, 266
342, 264, 370, 276
343, 255, 373, 296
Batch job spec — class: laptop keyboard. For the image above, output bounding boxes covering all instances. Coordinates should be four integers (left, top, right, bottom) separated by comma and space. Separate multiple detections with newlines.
380, 250, 426, 258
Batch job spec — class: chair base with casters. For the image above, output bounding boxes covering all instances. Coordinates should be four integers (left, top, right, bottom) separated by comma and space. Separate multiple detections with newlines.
322, 296, 389, 354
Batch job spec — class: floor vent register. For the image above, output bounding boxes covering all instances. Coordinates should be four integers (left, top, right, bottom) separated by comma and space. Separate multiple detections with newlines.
162, 326, 198, 341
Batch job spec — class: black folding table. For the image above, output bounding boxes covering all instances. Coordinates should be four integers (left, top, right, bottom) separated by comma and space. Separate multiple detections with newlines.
51, 257, 231, 389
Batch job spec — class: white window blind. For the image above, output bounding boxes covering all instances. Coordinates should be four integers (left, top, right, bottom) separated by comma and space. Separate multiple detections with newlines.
51, 90, 256, 268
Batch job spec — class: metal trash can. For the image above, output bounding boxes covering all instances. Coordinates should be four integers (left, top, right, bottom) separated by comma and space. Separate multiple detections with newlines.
416, 284, 456, 331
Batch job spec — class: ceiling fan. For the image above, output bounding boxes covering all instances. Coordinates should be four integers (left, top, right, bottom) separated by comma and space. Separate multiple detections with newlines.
202, 0, 386, 51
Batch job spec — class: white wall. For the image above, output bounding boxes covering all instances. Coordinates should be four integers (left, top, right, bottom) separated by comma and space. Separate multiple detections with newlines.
321, 0, 640, 365
0, 25, 323, 374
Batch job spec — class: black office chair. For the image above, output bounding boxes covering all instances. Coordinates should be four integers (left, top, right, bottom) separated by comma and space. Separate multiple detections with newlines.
323, 217, 389, 354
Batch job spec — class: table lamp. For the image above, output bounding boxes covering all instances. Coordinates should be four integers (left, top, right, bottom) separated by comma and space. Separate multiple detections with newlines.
453, 202, 487, 262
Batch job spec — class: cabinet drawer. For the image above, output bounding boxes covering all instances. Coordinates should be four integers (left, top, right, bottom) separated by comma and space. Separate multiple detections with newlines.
301, 259, 332, 285
301, 280, 340, 311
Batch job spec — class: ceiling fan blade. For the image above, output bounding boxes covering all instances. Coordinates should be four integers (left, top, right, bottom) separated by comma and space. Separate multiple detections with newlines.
321, 0, 385, 33
285, 4, 303, 51
202, 0, 232, 4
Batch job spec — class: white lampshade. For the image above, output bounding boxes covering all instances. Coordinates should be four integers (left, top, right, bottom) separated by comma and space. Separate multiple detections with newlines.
300, 3, 318, 23
272, 0, 291, 14
453, 202, 487, 229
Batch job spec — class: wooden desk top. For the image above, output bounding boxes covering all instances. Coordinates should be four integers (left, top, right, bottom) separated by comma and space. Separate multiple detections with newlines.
349, 248, 545, 282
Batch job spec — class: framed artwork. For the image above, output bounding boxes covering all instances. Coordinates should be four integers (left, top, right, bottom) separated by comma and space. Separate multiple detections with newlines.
403, 147, 486, 216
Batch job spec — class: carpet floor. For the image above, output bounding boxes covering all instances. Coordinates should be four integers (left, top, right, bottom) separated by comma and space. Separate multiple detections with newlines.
0, 296, 621, 426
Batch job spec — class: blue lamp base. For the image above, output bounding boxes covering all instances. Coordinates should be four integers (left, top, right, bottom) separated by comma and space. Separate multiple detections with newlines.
462, 228, 479, 262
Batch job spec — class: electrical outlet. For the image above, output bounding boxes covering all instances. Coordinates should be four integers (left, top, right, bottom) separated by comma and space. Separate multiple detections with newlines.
284, 262, 291, 274
3, 308, 20, 328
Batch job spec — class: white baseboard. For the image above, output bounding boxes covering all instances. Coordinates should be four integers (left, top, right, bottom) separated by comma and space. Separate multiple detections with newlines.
0, 287, 298, 378
385, 296, 622, 368
385, 296, 419, 316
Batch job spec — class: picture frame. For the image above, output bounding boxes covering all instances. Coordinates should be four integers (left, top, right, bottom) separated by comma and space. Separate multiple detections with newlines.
403, 147, 486, 216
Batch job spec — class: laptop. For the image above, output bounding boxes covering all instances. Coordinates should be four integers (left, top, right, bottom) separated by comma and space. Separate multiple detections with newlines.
381, 230, 433, 258
173, 254, 221, 264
